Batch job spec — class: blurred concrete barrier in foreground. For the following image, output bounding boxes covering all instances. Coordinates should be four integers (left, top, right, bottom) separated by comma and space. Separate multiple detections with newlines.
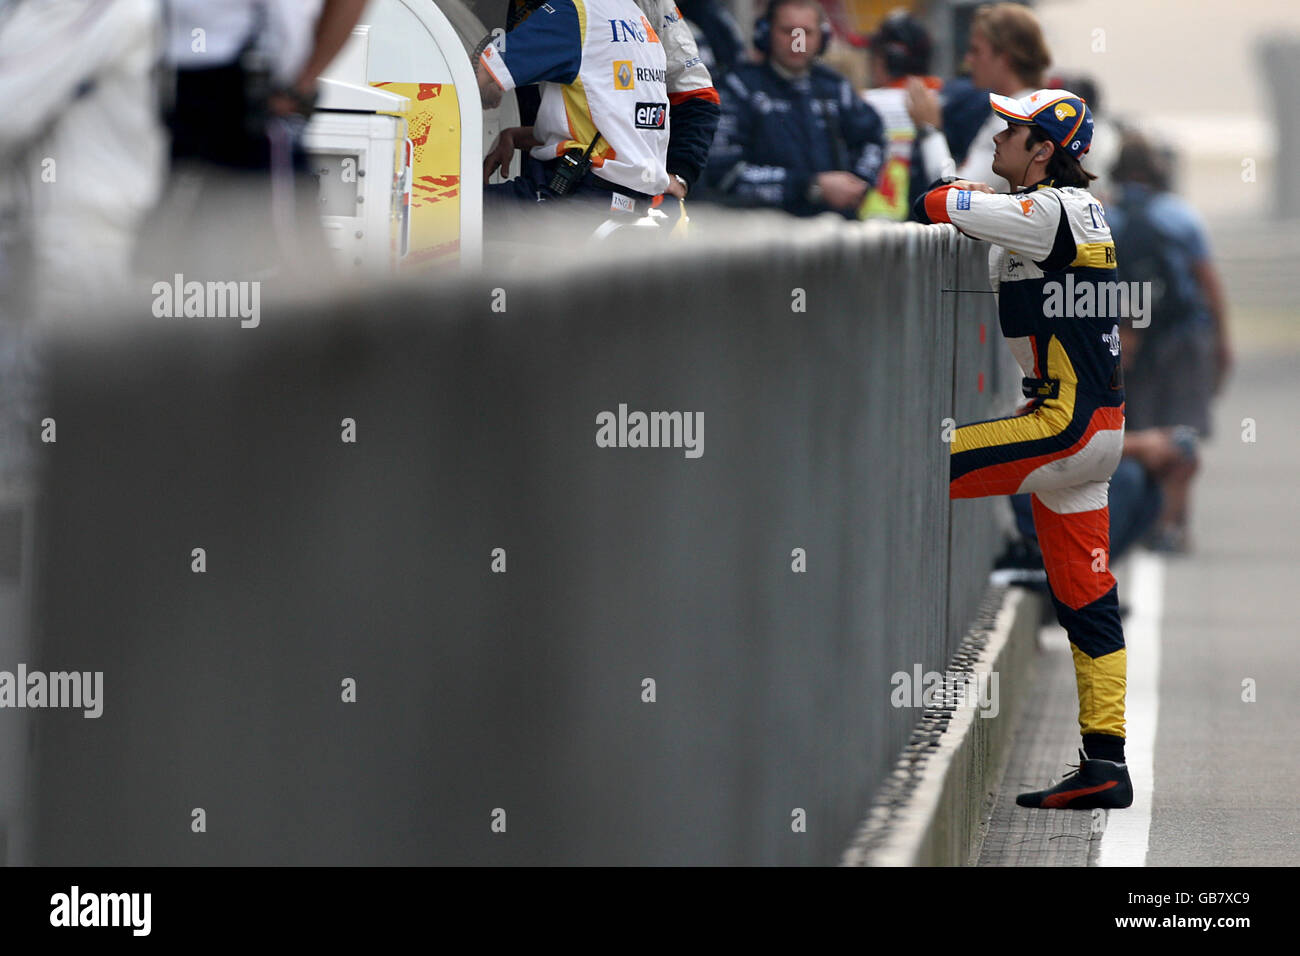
23, 217, 1004, 864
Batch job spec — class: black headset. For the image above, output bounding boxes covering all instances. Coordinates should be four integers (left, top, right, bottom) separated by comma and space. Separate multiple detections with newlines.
753, 0, 832, 57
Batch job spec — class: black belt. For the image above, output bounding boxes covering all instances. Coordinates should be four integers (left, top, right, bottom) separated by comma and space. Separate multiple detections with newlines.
1021, 376, 1060, 399
539, 159, 656, 202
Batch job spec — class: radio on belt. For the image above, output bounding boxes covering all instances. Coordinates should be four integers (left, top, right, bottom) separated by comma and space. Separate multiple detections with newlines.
548, 134, 605, 196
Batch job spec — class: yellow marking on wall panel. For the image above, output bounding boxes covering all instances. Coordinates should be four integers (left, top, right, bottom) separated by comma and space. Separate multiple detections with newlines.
374, 81, 461, 269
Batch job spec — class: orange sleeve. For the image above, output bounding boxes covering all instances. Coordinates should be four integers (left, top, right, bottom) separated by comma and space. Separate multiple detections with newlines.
923, 185, 953, 224
669, 87, 721, 105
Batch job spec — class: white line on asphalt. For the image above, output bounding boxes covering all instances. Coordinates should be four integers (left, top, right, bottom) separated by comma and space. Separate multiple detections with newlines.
1098, 550, 1164, 867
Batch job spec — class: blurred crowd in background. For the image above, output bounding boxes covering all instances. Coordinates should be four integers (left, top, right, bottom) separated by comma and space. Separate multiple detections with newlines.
0, 0, 1258, 560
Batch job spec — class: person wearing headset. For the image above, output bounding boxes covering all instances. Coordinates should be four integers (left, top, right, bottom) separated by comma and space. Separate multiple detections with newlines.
701, 0, 885, 218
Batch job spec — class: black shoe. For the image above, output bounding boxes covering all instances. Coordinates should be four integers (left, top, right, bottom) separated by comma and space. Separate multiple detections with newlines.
1016, 749, 1134, 809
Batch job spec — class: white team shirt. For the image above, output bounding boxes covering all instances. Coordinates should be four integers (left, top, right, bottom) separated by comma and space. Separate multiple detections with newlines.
481, 0, 671, 194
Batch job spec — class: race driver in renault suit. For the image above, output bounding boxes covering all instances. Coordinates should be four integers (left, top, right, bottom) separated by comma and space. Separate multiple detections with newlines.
915, 90, 1133, 810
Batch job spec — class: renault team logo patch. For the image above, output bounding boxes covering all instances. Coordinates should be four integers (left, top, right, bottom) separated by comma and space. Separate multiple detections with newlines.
614, 60, 634, 89
634, 102, 666, 129
1054, 102, 1077, 121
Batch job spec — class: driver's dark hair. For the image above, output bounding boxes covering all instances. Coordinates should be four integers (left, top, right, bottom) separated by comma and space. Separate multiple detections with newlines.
1026, 126, 1096, 188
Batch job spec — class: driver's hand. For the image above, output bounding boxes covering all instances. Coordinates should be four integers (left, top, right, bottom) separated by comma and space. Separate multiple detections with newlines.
949, 179, 996, 194
483, 128, 517, 183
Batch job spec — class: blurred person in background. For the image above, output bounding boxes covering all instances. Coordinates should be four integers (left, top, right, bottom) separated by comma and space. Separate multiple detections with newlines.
0, 0, 164, 487
136, 0, 367, 276
702, 0, 885, 218
955, 2, 1050, 193
0, 0, 164, 316
941, 75, 997, 172
677, 0, 746, 82
481, 0, 718, 229
860, 9, 955, 222
1108, 128, 1231, 554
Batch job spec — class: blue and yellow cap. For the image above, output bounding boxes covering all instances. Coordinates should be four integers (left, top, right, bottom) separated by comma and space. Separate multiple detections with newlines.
989, 88, 1093, 156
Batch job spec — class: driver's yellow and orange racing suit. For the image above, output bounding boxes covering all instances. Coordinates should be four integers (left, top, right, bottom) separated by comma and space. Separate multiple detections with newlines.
917, 176, 1128, 762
